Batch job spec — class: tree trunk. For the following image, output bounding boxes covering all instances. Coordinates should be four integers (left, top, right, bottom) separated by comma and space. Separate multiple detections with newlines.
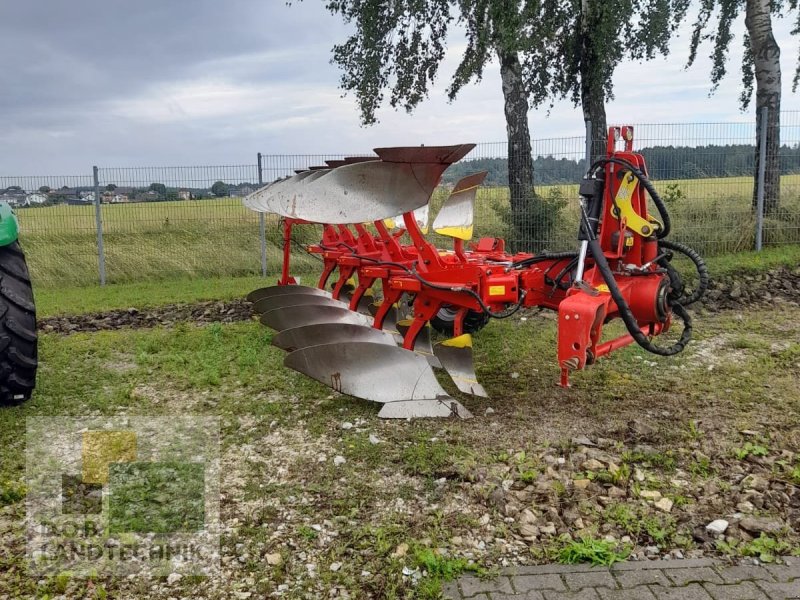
498, 47, 538, 250
579, 0, 608, 164
745, 0, 781, 215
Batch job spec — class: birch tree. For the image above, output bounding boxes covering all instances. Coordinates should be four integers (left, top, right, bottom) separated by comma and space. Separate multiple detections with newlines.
687, 0, 799, 213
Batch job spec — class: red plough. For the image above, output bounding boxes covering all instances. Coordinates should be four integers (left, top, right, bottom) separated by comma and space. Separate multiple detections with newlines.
244, 127, 708, 418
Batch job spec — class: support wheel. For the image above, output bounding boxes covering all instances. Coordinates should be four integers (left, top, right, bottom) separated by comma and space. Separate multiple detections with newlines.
430, 305, 489, 336
0, 242, 37, 404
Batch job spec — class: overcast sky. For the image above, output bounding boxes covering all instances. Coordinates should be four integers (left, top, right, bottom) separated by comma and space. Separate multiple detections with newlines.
1, 1, 798, 174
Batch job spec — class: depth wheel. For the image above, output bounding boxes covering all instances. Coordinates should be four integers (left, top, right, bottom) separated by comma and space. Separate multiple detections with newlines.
430, 305, 489, 336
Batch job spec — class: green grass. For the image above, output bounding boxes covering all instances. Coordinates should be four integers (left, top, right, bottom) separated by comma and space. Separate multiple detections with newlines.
16, 174, 800, 288
3, 300, 800, 597
32, 243, 800, 318
557, 537, 631, 566
35, 274, 269, 317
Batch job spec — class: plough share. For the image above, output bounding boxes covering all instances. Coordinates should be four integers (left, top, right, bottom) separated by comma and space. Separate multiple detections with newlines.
243, 127, 708, 418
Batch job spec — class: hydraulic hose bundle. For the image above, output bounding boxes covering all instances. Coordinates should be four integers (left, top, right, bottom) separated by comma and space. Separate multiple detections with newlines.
581, 157, 708, 357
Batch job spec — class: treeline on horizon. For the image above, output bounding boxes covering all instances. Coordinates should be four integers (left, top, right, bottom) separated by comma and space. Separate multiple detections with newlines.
441, 144, 800, 186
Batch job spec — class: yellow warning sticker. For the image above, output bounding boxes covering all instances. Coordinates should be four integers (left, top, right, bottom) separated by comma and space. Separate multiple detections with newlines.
489, 285, 506, 296
596, 284, 610, 293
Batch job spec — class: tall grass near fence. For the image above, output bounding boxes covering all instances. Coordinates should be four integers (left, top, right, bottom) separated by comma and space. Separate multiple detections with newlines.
17, 174, 799, 289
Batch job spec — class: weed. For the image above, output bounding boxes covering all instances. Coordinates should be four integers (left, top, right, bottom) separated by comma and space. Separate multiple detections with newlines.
687, 420, 702, 440
622, 450, 677, 472
734, 442, 769, 460
413, 548, 483, 599
689, 456, 714, 477
297, 525, 318, 540
716, 534, 791, 563
0, 480, 27, 505
401, 439, 461, 477
558, 536, 630, 566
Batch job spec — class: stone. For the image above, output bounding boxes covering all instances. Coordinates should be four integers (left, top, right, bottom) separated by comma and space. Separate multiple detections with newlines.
655, 497, 674, 512
573, 479, 592, 490
369, 434, 380, 445
333, 455, 346, 466
330, 562, 342, 572
737, 500, 755, 513
539, 522, 557, 535
519, 509, 538, 525
391, 543, 409, 558
485, 407, 496, 415
739, 516, 783, 535
572, 435, 596, 447
341, 422, 353, 430
166, 573, 182, 585
583, 459, 605, 471
742, 474, 770, 492
519, 524, 539, 538
266, 553, 283, 566
640, 490, 662, 500
705, 519, 729, 535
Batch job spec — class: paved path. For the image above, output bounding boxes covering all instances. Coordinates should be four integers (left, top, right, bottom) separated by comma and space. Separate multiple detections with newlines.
444, 558, 800, 600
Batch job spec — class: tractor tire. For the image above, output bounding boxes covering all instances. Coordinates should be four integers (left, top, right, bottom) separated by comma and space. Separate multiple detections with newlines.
430, 305, 489, 337
0, 241, 37, 404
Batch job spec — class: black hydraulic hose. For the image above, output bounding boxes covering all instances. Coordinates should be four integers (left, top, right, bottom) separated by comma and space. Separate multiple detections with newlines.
510, 251, 579, 270
657, 239, 709, 306
580, 209, 692, 357
589, 157, 672, 239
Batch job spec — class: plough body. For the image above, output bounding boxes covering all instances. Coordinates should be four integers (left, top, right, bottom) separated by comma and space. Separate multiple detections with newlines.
243, 127, 706, 418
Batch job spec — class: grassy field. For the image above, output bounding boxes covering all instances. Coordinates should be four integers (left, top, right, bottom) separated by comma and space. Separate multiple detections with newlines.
2, 274, 799, 598
16, 174, 800, 288
31, 244, 800, 318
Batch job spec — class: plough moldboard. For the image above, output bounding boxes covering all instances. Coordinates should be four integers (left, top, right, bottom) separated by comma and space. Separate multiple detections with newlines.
243, 128, 709, 418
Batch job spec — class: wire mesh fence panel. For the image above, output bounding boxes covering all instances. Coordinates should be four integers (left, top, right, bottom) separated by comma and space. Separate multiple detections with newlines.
763, 110, 800, 248
0, 174, 98, 288
3, 115, 798, 289
96, 165, 260, 284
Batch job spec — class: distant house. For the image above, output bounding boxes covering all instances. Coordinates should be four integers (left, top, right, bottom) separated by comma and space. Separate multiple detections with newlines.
49, 187, 80, 202
102, 191, 129, 203
81, 191, 96, 203
0, 187, 29, 207
177, 189, 191, 200
26, 192, 48, 205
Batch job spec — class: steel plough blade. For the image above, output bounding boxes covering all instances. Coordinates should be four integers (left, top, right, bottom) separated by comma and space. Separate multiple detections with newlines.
247, 285, 330, 303
432, 171, 488, 241
260, 305, 373, 332
433, 334, 488, 397
378, 399, 472, 419
283, 341, 465, 413
244, 144, 475, 223
396, 320, 442, 368
253, 292, 346, 315
272, 322, 396, 352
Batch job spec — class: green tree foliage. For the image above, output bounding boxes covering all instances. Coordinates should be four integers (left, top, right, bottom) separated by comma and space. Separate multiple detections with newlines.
685, 0, 799, 212
442, 143, 800, 185
148, 183, 167, 197
211, 181, 229, 198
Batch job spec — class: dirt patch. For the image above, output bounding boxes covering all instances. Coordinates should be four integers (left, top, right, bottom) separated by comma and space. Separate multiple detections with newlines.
37, 266, 800, 336
39, 299, 253, 334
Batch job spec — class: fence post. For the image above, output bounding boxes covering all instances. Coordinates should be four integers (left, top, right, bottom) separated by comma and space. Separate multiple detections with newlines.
755, 106, 768, 252
257, 153, 267, 277
92, 166, 107, 286
584, 119, 592, 168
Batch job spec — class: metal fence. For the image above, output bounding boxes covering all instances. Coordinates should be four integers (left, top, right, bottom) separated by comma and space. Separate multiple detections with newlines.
2, 112, 798, 289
